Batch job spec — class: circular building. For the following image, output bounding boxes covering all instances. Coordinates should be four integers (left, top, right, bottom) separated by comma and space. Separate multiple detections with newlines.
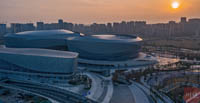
67, 34, 142, 61
0, 48, 78, 84
4, 30, 84, 50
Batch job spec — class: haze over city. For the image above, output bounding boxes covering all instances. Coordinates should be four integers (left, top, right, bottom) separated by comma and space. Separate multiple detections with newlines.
1, 0, 200, 24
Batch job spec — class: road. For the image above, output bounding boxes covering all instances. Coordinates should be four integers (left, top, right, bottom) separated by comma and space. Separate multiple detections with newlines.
85, 72, 113, 103
110, 85, 135, 103
0, 79, 97, 103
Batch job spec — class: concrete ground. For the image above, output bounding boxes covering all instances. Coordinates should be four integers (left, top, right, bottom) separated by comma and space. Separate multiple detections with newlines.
110, 85, 135, 103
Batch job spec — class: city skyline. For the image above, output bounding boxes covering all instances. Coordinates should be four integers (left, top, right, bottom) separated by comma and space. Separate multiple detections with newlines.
1, 16, 200, 26
1, 17, 199, 39
0, 0, 200, 24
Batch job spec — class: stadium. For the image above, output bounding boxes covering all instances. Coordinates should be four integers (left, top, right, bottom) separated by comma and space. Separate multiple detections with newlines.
67, 34, 157, 71
3, 30, 157, 71
67, 34, 142, 61
0, 48, 78, 84
4, 29, 84, 50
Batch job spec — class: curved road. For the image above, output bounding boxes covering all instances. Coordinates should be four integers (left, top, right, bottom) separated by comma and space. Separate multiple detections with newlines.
0, 79, 97, 103
85, 72, 113, 103
110, 85, 135, 103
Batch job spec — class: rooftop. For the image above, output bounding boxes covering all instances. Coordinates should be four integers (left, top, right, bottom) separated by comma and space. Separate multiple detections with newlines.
68, 34, 142, 42
91, 34, 134, 40
0, 48, 78, 58
4, 29, 84, 39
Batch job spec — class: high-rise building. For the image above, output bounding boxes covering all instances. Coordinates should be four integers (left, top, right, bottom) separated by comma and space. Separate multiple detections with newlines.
180, 17, 187, 33
120, 21, 127, 33
134, 21, 146, 34
37, 22, 44, 30
181, 17, 187, 23
188, 18, 200, 23
168, 21, 177, 36
63, 22, 73, 31
22, 23, 35, 31
113, 22, 120, 33
11, 23, 22, 33
58, 19, 64, 29
11, 23, 35, 33
58, 19, 63, 24
107, 23, 113, 33
0, 24, 6, 36
126, 21, 135, 33
186, 18, 200, 35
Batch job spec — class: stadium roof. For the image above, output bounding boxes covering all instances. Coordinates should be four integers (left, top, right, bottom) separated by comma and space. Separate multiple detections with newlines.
0, 48, 78, 58
67, 34, 142, 43
4, 29, 84, 39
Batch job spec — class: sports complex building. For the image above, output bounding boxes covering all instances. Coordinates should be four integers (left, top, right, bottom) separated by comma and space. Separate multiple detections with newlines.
0, 48, 78, 84
4, 30, 142, 62
67, 34, 157, 70
1, 29, 157, 82
4, 30, 84, 51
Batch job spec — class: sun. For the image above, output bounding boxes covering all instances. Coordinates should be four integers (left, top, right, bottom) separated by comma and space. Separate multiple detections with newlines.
171, 1, 180, 9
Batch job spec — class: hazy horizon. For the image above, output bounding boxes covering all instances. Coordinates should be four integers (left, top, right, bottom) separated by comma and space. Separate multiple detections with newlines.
1, 0, 200, 24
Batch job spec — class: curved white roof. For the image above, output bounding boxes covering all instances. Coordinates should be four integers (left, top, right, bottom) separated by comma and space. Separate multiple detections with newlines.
4, 29, 83, 39
68, 34, 142, 43
0, 48, 78, 58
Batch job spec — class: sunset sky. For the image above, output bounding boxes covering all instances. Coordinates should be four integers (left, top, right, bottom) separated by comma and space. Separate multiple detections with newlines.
0, 0, 200, 24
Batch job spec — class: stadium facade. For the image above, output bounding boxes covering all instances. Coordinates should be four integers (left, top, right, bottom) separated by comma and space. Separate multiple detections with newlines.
67, 34, 142, 61
4, 30, 143, 61
3, 30, 157, 72
66, 34, 157, 72
0, 48, 78, 84
4, 29, 84, 50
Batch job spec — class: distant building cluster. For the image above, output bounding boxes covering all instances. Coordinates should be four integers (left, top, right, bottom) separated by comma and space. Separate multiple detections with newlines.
0, 24, 6, 37
0, 17, 200, 37
145, 17, 200, 37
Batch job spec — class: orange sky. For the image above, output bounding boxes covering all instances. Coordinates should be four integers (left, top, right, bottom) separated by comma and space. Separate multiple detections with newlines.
0, 0, 200, 24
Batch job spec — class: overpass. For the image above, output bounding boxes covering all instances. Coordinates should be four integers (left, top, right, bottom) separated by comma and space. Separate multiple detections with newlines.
0, 79, 98, 103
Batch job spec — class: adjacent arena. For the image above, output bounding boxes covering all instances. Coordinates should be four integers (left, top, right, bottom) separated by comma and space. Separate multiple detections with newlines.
0, 48, 78, 84
67, 34, 142, 61
4, 30, 84, 50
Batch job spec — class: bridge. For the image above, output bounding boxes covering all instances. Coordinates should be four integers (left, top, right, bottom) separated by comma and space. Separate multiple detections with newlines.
0, 79, 98, 103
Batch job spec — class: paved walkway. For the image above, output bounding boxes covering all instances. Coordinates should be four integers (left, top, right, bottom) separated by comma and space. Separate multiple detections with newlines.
110, 85, 135, 103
